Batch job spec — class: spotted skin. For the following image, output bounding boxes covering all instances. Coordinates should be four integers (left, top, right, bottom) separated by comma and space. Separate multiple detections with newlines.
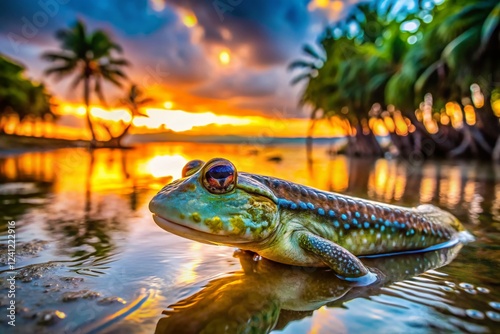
297, 231, 368, 277
249, 173, 462, 256
149, 158, 472, 282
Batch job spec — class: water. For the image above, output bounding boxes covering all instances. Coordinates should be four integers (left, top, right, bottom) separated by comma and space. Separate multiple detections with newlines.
0, 142, 499, 333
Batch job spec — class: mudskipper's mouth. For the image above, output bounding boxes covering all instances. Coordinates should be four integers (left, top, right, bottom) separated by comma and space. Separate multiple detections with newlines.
151, 214, 250, 245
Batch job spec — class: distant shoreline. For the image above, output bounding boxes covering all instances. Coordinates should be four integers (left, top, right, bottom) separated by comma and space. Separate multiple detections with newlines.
0, 133, 348, 157
125, 132, 347, 145
0, 134, 89, 156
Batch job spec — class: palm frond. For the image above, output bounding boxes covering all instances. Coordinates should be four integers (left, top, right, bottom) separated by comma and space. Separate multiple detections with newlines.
41, 52, 76, 63
290, 73, 311, 86
441, 26, 481, 70
478, 1, 500, 55
44, 64, 77, 79
94, 77, 108, 107
288, 60, 318, 71
415, 60, 441, 94
303, 44, 325, 62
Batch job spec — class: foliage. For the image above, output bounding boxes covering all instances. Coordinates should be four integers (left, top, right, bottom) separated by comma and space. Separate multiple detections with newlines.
111, 84, 153, 147
0, 55, 55, 135
42, 20, 129, 142
291, 0, 500, 159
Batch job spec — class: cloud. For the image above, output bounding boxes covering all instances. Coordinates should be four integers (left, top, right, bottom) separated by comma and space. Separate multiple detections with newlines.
0, 0, 360, 121
166, 0, 312, 67
192, 69, 278, 99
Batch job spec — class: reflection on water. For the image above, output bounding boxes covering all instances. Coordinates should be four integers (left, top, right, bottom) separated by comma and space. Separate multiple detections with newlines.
1, 142, 500, 333
156, 245, 487, 334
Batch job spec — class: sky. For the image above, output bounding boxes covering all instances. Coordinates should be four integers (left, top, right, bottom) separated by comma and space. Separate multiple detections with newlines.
0, 0, 361, 138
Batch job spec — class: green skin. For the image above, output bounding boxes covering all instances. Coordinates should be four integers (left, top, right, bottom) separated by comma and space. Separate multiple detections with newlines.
149, 158, 472, 282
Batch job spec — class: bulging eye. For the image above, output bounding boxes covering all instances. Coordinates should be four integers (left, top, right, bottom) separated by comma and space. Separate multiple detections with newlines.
202, 158, 237, 194
182, 160, 205, 177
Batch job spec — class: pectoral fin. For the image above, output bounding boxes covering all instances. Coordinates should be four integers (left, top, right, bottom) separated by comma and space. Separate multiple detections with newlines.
297, 231, 376, 283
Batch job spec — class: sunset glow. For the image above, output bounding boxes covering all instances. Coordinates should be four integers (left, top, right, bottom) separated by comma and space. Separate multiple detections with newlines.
219, 51, 231, 65
51, 102, 349, 139
133, 108, 251, 132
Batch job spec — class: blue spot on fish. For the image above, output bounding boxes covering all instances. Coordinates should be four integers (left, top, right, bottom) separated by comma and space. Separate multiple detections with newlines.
341, 214, 348, 221
385, 220, 391, 227
290, 203, 298, 210
329, 210, 335, 217
307, 202, 314, 210
364, 222, 370, 228
401, 223, 406, 228
333, 221, 340, 228
318, 208, 325, 215
381, 226, 385, 232
371, 214, 376, 221
299, 202, 307, 210
375, 223, 379, 228
278, 199, 289, 208
344, 224, 350, 230
352, 218, 358, 225
355, 212, 361, 218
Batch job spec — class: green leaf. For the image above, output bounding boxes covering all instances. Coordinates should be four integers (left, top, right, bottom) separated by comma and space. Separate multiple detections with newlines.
290, 73, 311, 86
415, 60, 441, 94
303, 44, 325, 62
287, 60, 318, 71
479, 2, 500, 55
441, 26, 481, 70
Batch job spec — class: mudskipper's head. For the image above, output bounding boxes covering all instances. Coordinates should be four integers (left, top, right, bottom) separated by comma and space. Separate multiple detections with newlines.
149, 158, 279, 246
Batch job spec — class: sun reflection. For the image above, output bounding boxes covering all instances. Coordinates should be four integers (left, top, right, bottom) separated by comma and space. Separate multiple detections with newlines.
141, 154, 188, 179
329, 157, 349, 192
308, 305, 346, 334
438, 166, 462, 209
176, 243, 202, 284
420, 166, 436, 203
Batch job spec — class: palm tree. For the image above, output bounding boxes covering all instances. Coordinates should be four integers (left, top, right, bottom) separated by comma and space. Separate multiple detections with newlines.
288, 43, 328, 158
113, 84, 153, 147
42, 20, 129, 143
0, 55, 55, 135
292, 0, 500, 160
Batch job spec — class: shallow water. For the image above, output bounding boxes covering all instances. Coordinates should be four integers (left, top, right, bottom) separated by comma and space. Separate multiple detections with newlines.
0, 142, 499, 333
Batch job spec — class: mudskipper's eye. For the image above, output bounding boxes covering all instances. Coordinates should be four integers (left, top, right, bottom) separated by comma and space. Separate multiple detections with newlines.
202, 158, 237, 194
182, 160, 205, 177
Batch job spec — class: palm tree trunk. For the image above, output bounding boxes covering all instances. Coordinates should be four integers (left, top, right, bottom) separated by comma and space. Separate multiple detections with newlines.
0, 115, 5, 134
84, 76, 97, 142
306, 108, 320, 163
115, 122, 132, 147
